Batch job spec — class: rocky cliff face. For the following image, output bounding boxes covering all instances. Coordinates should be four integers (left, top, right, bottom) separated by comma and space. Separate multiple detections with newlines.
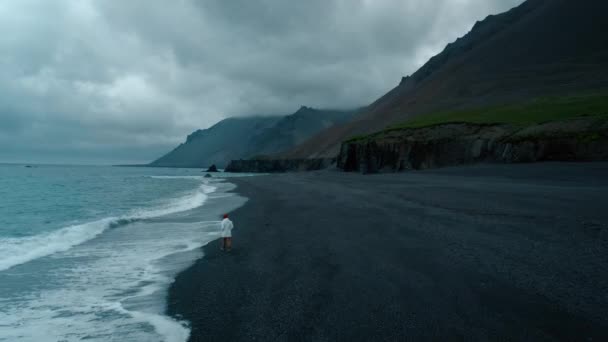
337, 118, 608, 173
225, 158, 334, 173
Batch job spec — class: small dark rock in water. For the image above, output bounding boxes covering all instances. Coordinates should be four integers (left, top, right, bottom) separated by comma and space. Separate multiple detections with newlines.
204, 173, 212, 178
206, 164, 219, 172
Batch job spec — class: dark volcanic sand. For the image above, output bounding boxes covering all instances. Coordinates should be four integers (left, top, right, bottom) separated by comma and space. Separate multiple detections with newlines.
167, 163, 608, 341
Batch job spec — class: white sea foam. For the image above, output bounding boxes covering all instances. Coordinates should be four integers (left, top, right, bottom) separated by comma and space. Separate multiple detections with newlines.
126, 308, 191, 342
0, 217, 115, 272
0, 182, 216, 272
130, 184, 215, 220
0, 221, 224, 342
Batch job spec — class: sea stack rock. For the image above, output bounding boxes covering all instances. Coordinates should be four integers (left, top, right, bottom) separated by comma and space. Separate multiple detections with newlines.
206, 164, 219, 172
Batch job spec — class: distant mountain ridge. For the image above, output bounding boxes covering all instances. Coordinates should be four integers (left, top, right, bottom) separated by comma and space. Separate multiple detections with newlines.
149, 107, 356, 168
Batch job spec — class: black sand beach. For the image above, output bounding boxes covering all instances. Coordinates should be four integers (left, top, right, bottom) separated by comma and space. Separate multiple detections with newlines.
168, 163, 608, 341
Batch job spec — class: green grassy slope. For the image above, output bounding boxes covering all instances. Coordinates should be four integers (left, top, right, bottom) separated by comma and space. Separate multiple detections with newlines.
346, 93, 608, 142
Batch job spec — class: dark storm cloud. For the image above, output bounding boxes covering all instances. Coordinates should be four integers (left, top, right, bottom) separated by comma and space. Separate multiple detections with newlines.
0, 0, 524, 164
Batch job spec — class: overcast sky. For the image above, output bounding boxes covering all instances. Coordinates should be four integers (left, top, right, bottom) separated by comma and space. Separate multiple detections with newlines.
0, 0, 524, 164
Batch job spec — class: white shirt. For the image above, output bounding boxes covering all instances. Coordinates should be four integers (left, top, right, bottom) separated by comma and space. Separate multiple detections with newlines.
220, 218, 234, 238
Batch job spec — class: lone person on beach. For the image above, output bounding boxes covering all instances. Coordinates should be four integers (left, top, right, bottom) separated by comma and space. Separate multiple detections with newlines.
220, 214, 234, 251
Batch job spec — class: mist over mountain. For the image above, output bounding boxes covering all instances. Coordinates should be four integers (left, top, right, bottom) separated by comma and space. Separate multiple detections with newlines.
246, 107, 356, 158
150, 107, 356, 168
149, 117, 279, 168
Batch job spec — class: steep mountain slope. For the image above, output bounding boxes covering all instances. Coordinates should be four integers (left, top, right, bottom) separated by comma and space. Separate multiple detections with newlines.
150, 108, 356, 168
287, 0, 608, 158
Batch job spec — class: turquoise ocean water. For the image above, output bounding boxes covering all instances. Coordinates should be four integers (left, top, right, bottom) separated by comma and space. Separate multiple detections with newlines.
0, 164, 246, 341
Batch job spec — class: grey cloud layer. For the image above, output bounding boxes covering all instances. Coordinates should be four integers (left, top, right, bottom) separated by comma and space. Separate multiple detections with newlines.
0, 0, 524, 164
